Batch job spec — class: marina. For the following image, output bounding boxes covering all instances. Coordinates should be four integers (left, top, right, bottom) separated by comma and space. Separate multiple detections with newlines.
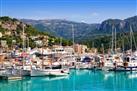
0, 47, 137, 79
0, 0, 137, 91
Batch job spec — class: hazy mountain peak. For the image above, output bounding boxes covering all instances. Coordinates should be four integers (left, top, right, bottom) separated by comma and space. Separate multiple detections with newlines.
21, 16, 137, 41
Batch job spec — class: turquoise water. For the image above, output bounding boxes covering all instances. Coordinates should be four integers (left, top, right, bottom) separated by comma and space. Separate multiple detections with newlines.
0, 70, 137, 91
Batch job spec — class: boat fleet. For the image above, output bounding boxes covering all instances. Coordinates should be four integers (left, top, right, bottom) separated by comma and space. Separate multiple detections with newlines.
1, 46, 137, 79
0, 47, 73, 78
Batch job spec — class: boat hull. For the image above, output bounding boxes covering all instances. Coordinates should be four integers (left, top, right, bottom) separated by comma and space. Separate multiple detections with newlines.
49, 69, 69, 76
109, 66, 137, 72
31, 69, 49, 77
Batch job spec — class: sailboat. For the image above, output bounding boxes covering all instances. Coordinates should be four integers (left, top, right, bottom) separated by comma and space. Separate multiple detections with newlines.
19, 24, 31, 76
110, 26, 137, 71
30, 47, 50, 77
48, 68, 69, 76
31, 48, 69, 77
48, 38, 70, 76
120, 26, 137, 71
103, 26, 117, 70
30, 68, 50, 77
31, 59, 69, 77
103, 26, 124, 71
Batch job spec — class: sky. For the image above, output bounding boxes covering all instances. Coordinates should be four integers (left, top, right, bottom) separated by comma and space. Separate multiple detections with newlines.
0, 0, 137, 23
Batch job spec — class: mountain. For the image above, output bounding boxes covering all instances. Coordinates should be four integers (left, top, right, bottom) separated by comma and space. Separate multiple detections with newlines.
99, 16, 137, 34
85, 16, 137, 51
21, 16, 137, 42
1, 16, 137, 51
0, 16, 72, 48
21, 19, 100, 41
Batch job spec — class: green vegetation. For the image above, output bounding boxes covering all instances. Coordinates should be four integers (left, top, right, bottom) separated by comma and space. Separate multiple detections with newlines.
22, 16, 137, 43
0, 16, 72, 48
1, 16, 137, 53
83, 32, 137, 53
22, 16, 137, 53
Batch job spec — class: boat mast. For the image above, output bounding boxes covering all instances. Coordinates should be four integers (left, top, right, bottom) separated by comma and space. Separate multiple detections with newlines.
42, 47, 44, 69
72, 24, 75, 53
102, 44, 104, 54
114, 27, 117, 53
131, 26, 137, 51
22, 24, 25, 53
60, 37, 62, 47
130, 25, 132, 55
22, 24, 25, 68
111, 26, 114, 53
27, 37, 29, 48
101, 43, 105, 62
122, 37, 124, 53
92, 41, 94, 48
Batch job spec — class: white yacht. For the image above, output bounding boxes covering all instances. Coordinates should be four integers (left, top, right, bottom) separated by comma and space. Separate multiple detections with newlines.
48, 69, 69, 76
30, 62, 69, 77
31, 67, 69, 77
31, 69, 50, 77
103, 54, 123, 71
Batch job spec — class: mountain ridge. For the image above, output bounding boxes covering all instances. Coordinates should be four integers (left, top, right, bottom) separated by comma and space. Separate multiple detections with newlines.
21, 16, 137, 42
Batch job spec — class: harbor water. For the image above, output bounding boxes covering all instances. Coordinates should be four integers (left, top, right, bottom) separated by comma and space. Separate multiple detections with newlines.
0, 70, 137, 91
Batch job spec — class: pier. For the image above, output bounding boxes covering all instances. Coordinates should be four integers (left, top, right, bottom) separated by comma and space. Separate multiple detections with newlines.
0, 74, 22, 80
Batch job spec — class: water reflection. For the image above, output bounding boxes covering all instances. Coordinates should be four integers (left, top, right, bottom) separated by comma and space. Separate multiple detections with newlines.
102, 71, 137, 91
30, 76, 69, 82
128, 72, 137, 79
75, 69, 89, 75
0, 70, 137, 91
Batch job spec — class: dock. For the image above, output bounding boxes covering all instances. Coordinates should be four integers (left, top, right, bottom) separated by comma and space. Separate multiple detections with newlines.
0, 69, 22, 80
0, 75, 22, 80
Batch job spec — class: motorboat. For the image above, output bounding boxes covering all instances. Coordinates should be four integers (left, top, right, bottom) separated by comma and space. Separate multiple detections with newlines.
48, 69, 69, 76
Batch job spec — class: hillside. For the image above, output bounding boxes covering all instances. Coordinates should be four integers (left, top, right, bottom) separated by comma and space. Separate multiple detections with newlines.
83, 32, 137, 52
0, 16, 72, 48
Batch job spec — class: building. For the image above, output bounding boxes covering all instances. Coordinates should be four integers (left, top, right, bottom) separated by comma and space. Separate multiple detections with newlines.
89, 48, 98, 54
34, 40, 43, 47
5, 31, 11, 36
74, 44, 88, 54
1, 40, 8, 48
64, 46, 74, 55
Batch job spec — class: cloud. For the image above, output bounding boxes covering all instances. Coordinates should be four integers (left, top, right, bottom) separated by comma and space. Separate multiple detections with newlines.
91, 12, 99, 16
